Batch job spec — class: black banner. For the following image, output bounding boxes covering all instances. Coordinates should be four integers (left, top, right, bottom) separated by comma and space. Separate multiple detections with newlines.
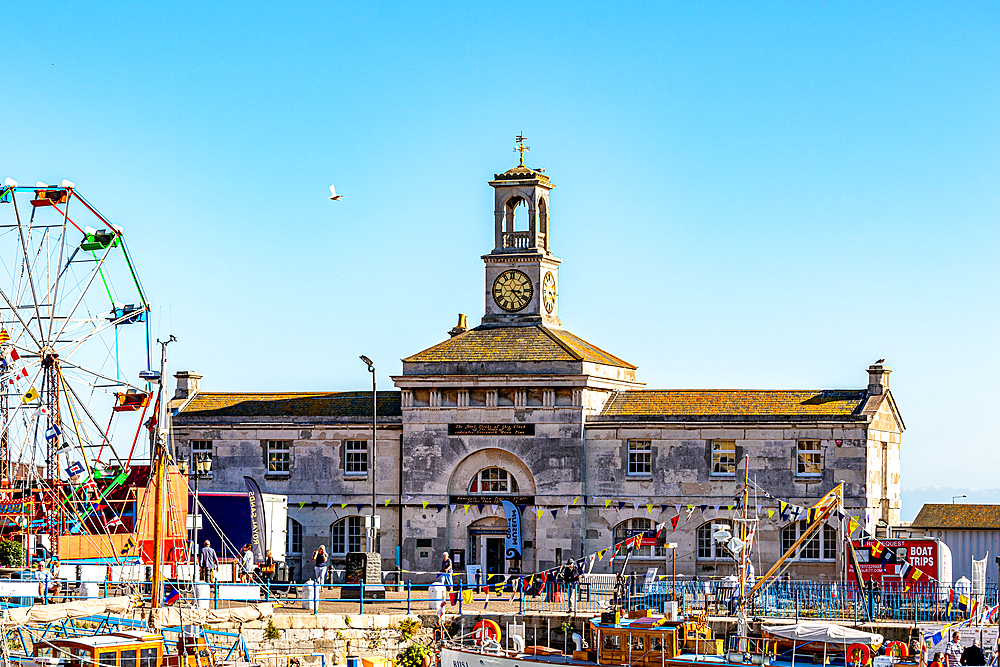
448, 423, 535, 436
244, 476, 267, 561
450, 495, 534, 505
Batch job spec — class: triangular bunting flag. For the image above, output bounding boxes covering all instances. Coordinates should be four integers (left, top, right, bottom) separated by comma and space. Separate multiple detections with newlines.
633, 502, 640, 511
700, 505, 707, 513
551, 509, 559, 519
356, 504, 364, 512
341, 503, 348, 509
422, 501, 429, 509
463, 505, 470, 514
298, 502, 305, 509
674, 504, 681, 514
573, 496, 580, 505
618, 501, 626, 511
646, 504, 653, 514
768, 509, 775, 518
436, 504, 445, 512
449, 504, 456, 512
385, 499, 391, 507
671, 515, 679, 530
604, 499, 612, 508
477, 504, 484, 514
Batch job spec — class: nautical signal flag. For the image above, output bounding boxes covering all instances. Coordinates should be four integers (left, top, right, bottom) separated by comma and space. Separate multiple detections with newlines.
45, 424, 61, 441
0, 329, 9, 343
22, 386, 38, 403
65, 461, 84, 478
165, 587, 180, 605
948, 590, 978, 616
106, 515, 123, 529
120, 537, 135, 555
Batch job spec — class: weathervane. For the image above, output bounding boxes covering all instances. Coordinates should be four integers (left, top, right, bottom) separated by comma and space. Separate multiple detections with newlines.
514, 134, 530, 166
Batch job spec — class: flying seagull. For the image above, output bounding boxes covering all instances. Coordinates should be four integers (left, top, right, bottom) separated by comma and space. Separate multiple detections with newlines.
875, 358, 885, 364
329, 184, 344, 201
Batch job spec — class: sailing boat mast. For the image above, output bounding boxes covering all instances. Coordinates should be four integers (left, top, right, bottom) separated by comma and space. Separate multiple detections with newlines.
150, 335, 175, 609
737, 457, 750, 636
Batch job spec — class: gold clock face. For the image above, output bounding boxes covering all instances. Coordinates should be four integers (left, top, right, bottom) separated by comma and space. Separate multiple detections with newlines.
542, 272, 557, 313
492, 269, 533, 312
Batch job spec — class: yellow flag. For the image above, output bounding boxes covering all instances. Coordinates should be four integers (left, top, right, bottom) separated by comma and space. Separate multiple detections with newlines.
604, 499, 612, 508
22, 386, 38, 403
537, 508, 544, 519
463, 505, 470, 514
848, 516, 860, 534
462, 589, 474, 604
646, 504, 653, 514
768, 509, 775, 518
385, 499, 390, 507
422, 501, 429, 509
341, 503, 348, 509
573, 497, 580, 505
598, 548, 607, 561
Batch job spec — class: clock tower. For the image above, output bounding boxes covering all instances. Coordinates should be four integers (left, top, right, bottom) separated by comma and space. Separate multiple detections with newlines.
481, 138, 561, 328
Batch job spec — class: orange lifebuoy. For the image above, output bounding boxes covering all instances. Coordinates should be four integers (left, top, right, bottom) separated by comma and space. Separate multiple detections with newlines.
884, 641, 908, 658
472, 619, 502, 644
847, 643, 872, 666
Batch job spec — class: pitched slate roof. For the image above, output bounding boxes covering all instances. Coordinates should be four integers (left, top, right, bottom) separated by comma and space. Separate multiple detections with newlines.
910, 504, 1000, 530
599, 389, 868, 419
177, 391, 401, 418
402, 326, 636, 369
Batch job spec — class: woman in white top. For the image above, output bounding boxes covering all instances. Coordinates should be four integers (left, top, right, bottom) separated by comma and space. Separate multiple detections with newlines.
240, 545, 255, 583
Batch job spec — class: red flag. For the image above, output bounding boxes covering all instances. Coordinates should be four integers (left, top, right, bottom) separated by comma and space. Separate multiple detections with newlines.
671, 515, 680, 531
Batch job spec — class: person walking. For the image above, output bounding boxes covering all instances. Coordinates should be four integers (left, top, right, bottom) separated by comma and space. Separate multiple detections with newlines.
945, 632, 964, 667
312, 544, 329, 589
198, 540, 218, 583
440, 552, 454, 590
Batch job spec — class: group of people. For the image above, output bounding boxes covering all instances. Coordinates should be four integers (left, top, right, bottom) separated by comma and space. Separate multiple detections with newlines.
927, 631, 988, 667
437, 552, 584, 611
196, 540, 275, 583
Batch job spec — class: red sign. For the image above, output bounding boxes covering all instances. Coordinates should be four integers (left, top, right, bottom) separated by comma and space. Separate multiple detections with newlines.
852, 539, 942, 584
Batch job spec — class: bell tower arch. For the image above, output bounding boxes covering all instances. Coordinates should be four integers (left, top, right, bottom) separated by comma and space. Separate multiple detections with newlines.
482, 136, 561, 328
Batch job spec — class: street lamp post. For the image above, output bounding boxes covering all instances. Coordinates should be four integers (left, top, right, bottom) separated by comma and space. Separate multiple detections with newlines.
952, 495, 967, 504
360, 356, 377, 553
666, 543, 678, 605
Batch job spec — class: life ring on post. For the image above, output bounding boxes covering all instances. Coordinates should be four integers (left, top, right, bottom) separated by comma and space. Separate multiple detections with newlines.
472, 620, 502, 644
847, 643, 872, 666
884, 642, 908, 658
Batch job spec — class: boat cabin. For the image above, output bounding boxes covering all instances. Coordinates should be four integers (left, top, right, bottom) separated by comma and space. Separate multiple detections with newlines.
33, 632, 163, 667
32, 631, 215, 667
591, 617, 721, 666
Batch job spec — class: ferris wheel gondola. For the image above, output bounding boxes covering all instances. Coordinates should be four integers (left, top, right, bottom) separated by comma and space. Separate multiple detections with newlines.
0, 178, 154, 559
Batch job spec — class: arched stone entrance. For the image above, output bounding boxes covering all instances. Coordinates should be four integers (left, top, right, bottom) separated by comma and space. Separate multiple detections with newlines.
447, 449, 536, 575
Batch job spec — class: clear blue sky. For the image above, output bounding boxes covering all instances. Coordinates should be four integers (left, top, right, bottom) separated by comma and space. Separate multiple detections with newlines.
3, 2, 998, 512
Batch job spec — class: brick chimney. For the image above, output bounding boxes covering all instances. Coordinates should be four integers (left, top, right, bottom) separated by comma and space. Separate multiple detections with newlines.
174, 371, 203, 399
867, 361, 890, 395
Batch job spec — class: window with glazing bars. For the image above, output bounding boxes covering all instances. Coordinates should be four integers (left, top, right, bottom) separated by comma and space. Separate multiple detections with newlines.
796, 441, 822, 476
711, 440, 736, 476
266, 440, 291, 474
627, 440, 652, 475
345, 440, 368, 475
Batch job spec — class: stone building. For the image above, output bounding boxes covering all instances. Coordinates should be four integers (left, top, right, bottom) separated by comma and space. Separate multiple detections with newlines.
170, 158, 904, 583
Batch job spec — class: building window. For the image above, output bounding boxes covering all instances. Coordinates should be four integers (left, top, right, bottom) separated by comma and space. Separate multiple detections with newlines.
345, 440, 368, 476
266, 440, 291, 475
627, 440, 652, 476
711, 440, 736, 476
287, 518, 302, 555
780, 521, 837, 561
697, 521, 733, 560
191, 440, 213, 476
613, 518, 667, 557
331, 516, 365, 555
796, 441, 822, 476
468, 468, 519, 494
